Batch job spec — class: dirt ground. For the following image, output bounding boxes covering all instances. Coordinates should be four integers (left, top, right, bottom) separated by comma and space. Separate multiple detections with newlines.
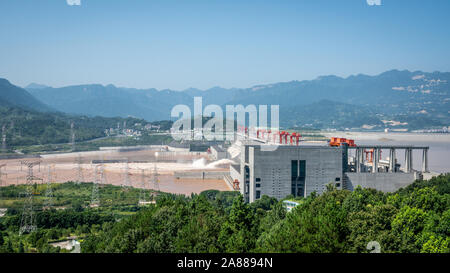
0, 149, 234, 195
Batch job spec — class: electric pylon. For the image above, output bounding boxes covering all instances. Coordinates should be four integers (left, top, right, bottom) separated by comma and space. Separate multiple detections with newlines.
19, 160, 42, 235
122, 158, 131, 190
44, 165, 55, 209
0, 164, 6, 197
151, 164, 160, 200
99, 160, 107, 186
90, 165, 100, 208
1, 125, 6, 153
70, 122, 75, 151
138, 169, 149, 205
74, 155, 84, 184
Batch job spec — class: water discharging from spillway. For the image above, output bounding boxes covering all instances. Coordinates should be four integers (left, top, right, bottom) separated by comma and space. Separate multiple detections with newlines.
191, 158, 236, 169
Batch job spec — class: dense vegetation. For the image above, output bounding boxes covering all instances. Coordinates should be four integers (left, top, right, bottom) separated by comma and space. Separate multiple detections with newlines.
0, 175, 448, 253
0, 182, 161, 253
81, 174, 449, 253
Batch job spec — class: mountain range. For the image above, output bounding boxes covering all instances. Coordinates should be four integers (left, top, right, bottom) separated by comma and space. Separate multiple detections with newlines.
1, 69, 449, 130
0, 78, 52, 112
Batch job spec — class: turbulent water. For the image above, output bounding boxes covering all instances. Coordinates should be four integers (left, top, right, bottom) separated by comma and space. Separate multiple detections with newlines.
191, 158, 236, 169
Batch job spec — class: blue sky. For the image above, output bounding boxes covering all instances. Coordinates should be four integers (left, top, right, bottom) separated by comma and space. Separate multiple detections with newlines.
0, 0, 449, 90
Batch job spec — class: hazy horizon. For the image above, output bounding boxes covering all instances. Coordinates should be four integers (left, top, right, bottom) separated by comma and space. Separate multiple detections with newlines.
12, 68, 450, 91
1, 0, 450, 90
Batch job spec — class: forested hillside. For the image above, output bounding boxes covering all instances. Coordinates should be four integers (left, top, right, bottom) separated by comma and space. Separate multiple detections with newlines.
0, 182, 158, 253
0, 175, 448, 253
79, 174, 449, 253
0, 105, 153, 151
0, 78, 174, 152
0, 79, 52, 111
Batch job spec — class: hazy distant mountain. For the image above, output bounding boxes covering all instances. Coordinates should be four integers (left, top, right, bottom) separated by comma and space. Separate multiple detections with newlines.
0, 78, 52, 111
25, 83, 51, 90
226, 70, 450, 109
281, 100, 382, 129
25, 70, 450, 129
27, 84, 193, 121
0, 79, 163, 151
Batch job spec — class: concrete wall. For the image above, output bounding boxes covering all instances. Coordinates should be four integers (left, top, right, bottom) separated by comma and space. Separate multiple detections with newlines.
345, 172, 416, 192
0, 154, 40, 160
243, 144, 344, 202
167, 146, 189, 152
210, 146, 227, 160
230, 164, 241, 182
174, 171, 229, 179
223, 175, 236, 191
99, 145, 166, 151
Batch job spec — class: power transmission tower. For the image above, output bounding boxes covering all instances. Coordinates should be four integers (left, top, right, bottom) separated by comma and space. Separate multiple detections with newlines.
151, 164, 160, 200
138, 169, 149, 205
90, 165, 100, 208
122, 158, 131, 190
75, 155, 84, 184
99, 162, 107, 186
0, 164, 6, 197
70, 122, 75, 151
1, 125, 6, 153
19, 160, 42, 235
44, 165, 55, 209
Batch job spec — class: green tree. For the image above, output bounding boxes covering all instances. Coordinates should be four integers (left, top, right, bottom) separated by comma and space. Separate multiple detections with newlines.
420, 234, 449, 253
347, 204, 400, 252
218, 195, 257, 252
392, 205, 428, 252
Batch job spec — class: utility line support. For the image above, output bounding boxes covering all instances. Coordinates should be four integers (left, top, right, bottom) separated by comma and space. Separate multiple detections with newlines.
151, 164, 160, 201
90, 165, 100, 208
138, 169, 150, 206
122, 158, 131, 190
75, 155, 84, 184
44, 165, 55, 209
19, 160, 42, 235
0, 164, 6, 197
100, 163, 107, 186
70, 122, 75, 152
1, 125, 6, 153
